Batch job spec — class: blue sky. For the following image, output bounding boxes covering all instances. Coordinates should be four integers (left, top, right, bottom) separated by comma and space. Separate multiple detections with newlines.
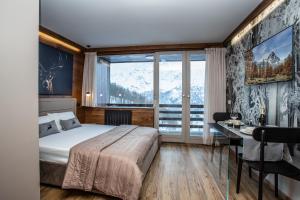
252, 26, 292, 62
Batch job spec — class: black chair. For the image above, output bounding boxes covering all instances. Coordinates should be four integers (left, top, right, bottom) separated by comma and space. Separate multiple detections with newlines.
213, 112, 242, 123
236, 127, 300, 200
211, 112, 242, 166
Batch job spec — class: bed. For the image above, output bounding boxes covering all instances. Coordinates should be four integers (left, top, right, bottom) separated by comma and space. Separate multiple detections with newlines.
39, 98, 159, 200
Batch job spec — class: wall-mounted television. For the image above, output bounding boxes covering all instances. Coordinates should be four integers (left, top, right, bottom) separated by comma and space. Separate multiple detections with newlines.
245, 26, 293, 85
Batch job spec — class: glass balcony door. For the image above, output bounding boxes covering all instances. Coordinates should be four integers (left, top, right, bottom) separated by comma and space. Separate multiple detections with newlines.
155, 51, 205, 143
186, 52, 206, 143
156, 53, 184, 142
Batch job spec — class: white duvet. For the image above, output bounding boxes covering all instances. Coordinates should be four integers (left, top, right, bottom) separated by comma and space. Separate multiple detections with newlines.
39, 124, 115, 164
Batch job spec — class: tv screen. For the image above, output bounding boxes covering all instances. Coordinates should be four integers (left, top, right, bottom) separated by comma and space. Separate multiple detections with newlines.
245, 26, 293, 85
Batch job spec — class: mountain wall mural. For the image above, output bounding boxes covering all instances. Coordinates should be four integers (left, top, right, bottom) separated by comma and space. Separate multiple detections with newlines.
245, 26, 293, 85
226, 0, 300, 127
226, 2, 300, 196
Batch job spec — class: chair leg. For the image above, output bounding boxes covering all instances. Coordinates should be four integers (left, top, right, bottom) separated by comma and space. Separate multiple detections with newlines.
258, 171, 264, 200
248, 166, 252, 178
236, 156, 243, 193
275, 174, 279, 197
235, 146, 238, 164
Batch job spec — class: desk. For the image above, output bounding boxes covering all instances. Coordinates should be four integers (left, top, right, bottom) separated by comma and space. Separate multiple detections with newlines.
210, 122, 288, 162
209, 122, 299, 199
209, 122, 242, 146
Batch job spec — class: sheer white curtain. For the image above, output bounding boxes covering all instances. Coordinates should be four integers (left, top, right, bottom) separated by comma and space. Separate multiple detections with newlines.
82, 52, 98, 107
97, 59, 110, 105
203, 48, 227, 144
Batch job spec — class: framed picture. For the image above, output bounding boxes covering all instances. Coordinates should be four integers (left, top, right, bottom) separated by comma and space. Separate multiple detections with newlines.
245, 26, 294, 85
39, 43, 73, 95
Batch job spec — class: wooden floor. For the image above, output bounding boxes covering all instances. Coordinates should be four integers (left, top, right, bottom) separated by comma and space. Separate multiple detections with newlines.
41, 143, 288, 200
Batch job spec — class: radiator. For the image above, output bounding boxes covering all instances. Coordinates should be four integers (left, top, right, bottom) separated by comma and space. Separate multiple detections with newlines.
104, 110, 132, 126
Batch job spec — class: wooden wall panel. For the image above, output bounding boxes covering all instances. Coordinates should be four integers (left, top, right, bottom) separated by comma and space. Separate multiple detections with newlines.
131, 109, 154, 127
84, 108, 105, 124
39, 27, 85, 122
72, 54, 85, 122
84, 107, 154, 127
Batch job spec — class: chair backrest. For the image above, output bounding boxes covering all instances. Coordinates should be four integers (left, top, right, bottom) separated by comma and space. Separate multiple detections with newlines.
213, 112, 242, 122
253, 127, 300, 143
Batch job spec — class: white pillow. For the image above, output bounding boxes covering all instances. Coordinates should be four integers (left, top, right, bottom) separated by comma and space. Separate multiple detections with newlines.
47, 112, 76, 131
38, 115, 54, 124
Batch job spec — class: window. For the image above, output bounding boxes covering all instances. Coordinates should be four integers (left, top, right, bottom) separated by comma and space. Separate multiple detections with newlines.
189, 54, 206, 136
157, 53, 206, 136
158, 53, 183, 134
96, 54, 154, 106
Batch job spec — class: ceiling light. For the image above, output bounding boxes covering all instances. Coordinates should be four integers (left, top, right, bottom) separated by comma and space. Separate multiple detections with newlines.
231, 0, 285, 45
39, 32, 81, 53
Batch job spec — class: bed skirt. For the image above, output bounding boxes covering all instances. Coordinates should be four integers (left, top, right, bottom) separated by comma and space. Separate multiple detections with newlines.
40, 138, 159, 187
40, 160, 66, 186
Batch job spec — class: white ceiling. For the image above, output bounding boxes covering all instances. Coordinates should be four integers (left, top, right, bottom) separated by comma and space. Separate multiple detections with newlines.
41, 0, 262, 48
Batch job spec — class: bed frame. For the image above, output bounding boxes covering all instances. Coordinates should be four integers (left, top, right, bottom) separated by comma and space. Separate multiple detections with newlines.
39, 97, 159, 188
39, 97, 77, 186
40, 141, 159, 187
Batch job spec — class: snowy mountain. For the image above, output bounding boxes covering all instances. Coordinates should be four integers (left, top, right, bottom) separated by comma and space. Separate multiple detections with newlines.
256, 51, 282, 69
107, 62, 204, 105
110, 63, 153, 93
267, 51, 280, 66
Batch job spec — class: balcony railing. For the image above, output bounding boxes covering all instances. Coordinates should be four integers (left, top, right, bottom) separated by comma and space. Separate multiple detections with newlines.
159, 104, 204, 134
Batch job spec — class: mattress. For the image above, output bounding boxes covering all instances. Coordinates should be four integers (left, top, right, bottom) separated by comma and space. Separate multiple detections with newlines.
39, 124, 115, 164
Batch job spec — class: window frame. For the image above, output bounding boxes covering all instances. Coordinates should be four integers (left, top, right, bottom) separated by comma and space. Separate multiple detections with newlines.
97, 54, 155, 107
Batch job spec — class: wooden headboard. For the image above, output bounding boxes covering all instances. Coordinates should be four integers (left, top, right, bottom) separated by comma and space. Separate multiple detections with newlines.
39, 98, 77, 116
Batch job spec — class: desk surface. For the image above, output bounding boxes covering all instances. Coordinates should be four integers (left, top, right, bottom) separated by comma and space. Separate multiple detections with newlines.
209, 122, 242, 139
209, 122, 244, 146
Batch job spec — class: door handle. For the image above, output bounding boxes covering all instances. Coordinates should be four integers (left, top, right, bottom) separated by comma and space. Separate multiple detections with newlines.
187, 95, 190, 98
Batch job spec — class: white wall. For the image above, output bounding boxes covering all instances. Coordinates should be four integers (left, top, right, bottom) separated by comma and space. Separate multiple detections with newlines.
0, 0, 40, 200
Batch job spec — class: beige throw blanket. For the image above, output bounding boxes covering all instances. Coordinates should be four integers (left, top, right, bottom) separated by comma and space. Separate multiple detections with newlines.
62, 125, 158, 200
